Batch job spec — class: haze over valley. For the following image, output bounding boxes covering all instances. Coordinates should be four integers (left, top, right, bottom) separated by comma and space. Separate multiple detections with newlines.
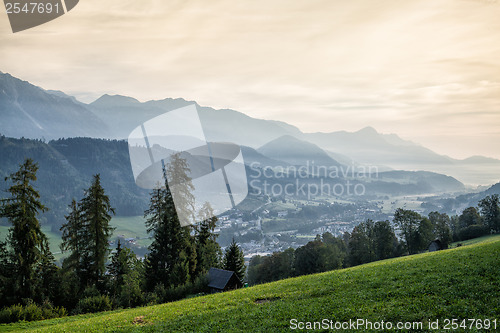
1, 72, 499, 258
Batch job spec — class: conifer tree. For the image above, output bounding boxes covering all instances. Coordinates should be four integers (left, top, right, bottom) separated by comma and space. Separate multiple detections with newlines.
222, 239, 246, 282
60, 199, 87, 283
144, 153, 196, 290
195, 202, 222, 277
108, 240, 143, 307
0, 159, 55, 300
79, 174, 115, 287
60, 174, 115, 290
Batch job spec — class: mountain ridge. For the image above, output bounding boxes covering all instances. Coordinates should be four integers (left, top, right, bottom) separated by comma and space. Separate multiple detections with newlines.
1, 71, 499, 185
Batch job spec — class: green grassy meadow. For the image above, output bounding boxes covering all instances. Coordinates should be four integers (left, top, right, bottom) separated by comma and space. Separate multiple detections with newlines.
3, 235, 499, 332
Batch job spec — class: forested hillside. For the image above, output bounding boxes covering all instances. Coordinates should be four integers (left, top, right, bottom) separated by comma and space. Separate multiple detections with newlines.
0, 136, 149, 226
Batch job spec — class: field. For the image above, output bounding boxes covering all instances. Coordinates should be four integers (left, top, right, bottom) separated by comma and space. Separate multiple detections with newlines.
3, 235, 499, 332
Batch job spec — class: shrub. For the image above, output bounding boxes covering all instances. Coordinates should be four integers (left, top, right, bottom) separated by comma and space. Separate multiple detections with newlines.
74, 295, 112, 314
118, 274, 144, 308
458, 224, 489, 241
143, 292, 159, 306
162, 275, 209, 303
0, 302, 66, 324
0, 304, 23, 323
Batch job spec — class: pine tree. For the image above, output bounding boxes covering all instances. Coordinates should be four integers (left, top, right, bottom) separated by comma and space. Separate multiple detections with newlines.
194, 202, 222, 277
222, 239, 246, 282
60, 199, 87, 285
108, 240, 143, 307
0, 159, 55, 300
79, 174, 115, 287
60, 174, 115, 290
108, 240, 126, 291
144, 153, 196, 290
0, 239, 13, 304
36, 238, 60, 303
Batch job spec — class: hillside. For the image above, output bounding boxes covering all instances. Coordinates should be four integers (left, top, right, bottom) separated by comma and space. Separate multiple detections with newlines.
0, 136, 149, 225
423, 181, 500, 215
374, 170, 465, 193
257, 135, 342, 167
4, 236, 499, 332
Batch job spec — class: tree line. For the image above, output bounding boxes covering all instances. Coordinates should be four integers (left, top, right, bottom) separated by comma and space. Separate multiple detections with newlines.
1, 157, 498, 322
248, 198, 499, 286
0, 157, 245, 323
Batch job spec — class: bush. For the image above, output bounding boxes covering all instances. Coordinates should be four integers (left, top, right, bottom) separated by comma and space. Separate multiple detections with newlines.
143, 292, 159, 306
0, 304, 23, 323
74, 295, 112, 314
458, 224, 489, 241
151, 275, 209, 304
0, 302, 66, 324
118, 274, 144, 308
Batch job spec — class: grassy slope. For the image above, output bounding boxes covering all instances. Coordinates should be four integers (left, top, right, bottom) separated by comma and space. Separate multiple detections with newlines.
3, 236, 500, 333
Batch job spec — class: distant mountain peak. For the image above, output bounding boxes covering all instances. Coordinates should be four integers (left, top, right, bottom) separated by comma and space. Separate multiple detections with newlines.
257, 134, 342, 167
270, 134, 303, 143
356, 126, 378, 135
91, 94, 141, 107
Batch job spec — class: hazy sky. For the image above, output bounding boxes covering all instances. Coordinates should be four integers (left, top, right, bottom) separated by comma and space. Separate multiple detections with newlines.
1, 0, 499, 159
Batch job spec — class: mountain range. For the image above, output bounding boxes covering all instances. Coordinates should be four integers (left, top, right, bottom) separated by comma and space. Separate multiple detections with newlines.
1, 71, 499, 186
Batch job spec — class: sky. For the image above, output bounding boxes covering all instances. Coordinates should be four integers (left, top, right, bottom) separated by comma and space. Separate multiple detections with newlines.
1, 0, 499, 159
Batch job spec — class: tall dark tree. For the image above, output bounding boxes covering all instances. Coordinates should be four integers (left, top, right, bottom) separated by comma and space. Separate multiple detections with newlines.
294, 234, 344, 275
394, 208, 422, 255
222, 239, 246, 282
459, 207, 482, 229
144, 153, 196, 290
108, 240, 144, 307
247, 255, 264, 285
60, 174, 115, 290
60, 199, 87, 285
450, 215, 461, 241
372, 220, 399, 260
108, 240, 127, 295
194, 202, 222, 277
428, 211, 452, 248
0, 159, 55, 301
348, 220, 375, 266
478, 195, 500, 233
35, 239, 61, 303
79, 174, 115, 287
0, 238, 13, 303
416, 217, 434, 251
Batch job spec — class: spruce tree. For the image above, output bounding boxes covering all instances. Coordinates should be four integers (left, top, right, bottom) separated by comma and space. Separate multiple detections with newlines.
0, 239, 13, 304
144, 153, 196, 290
0, 159, 55, 300
80, 174, 115, 287
108, 240, 143, 307
195, 202, 222, 277
60, 199, 87, 284
222, 239, 246, 282
60, 174, 115, 290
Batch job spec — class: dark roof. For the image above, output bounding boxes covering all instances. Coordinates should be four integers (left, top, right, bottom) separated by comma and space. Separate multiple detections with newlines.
208, 268, 238, 289
429, 239, 442, 247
